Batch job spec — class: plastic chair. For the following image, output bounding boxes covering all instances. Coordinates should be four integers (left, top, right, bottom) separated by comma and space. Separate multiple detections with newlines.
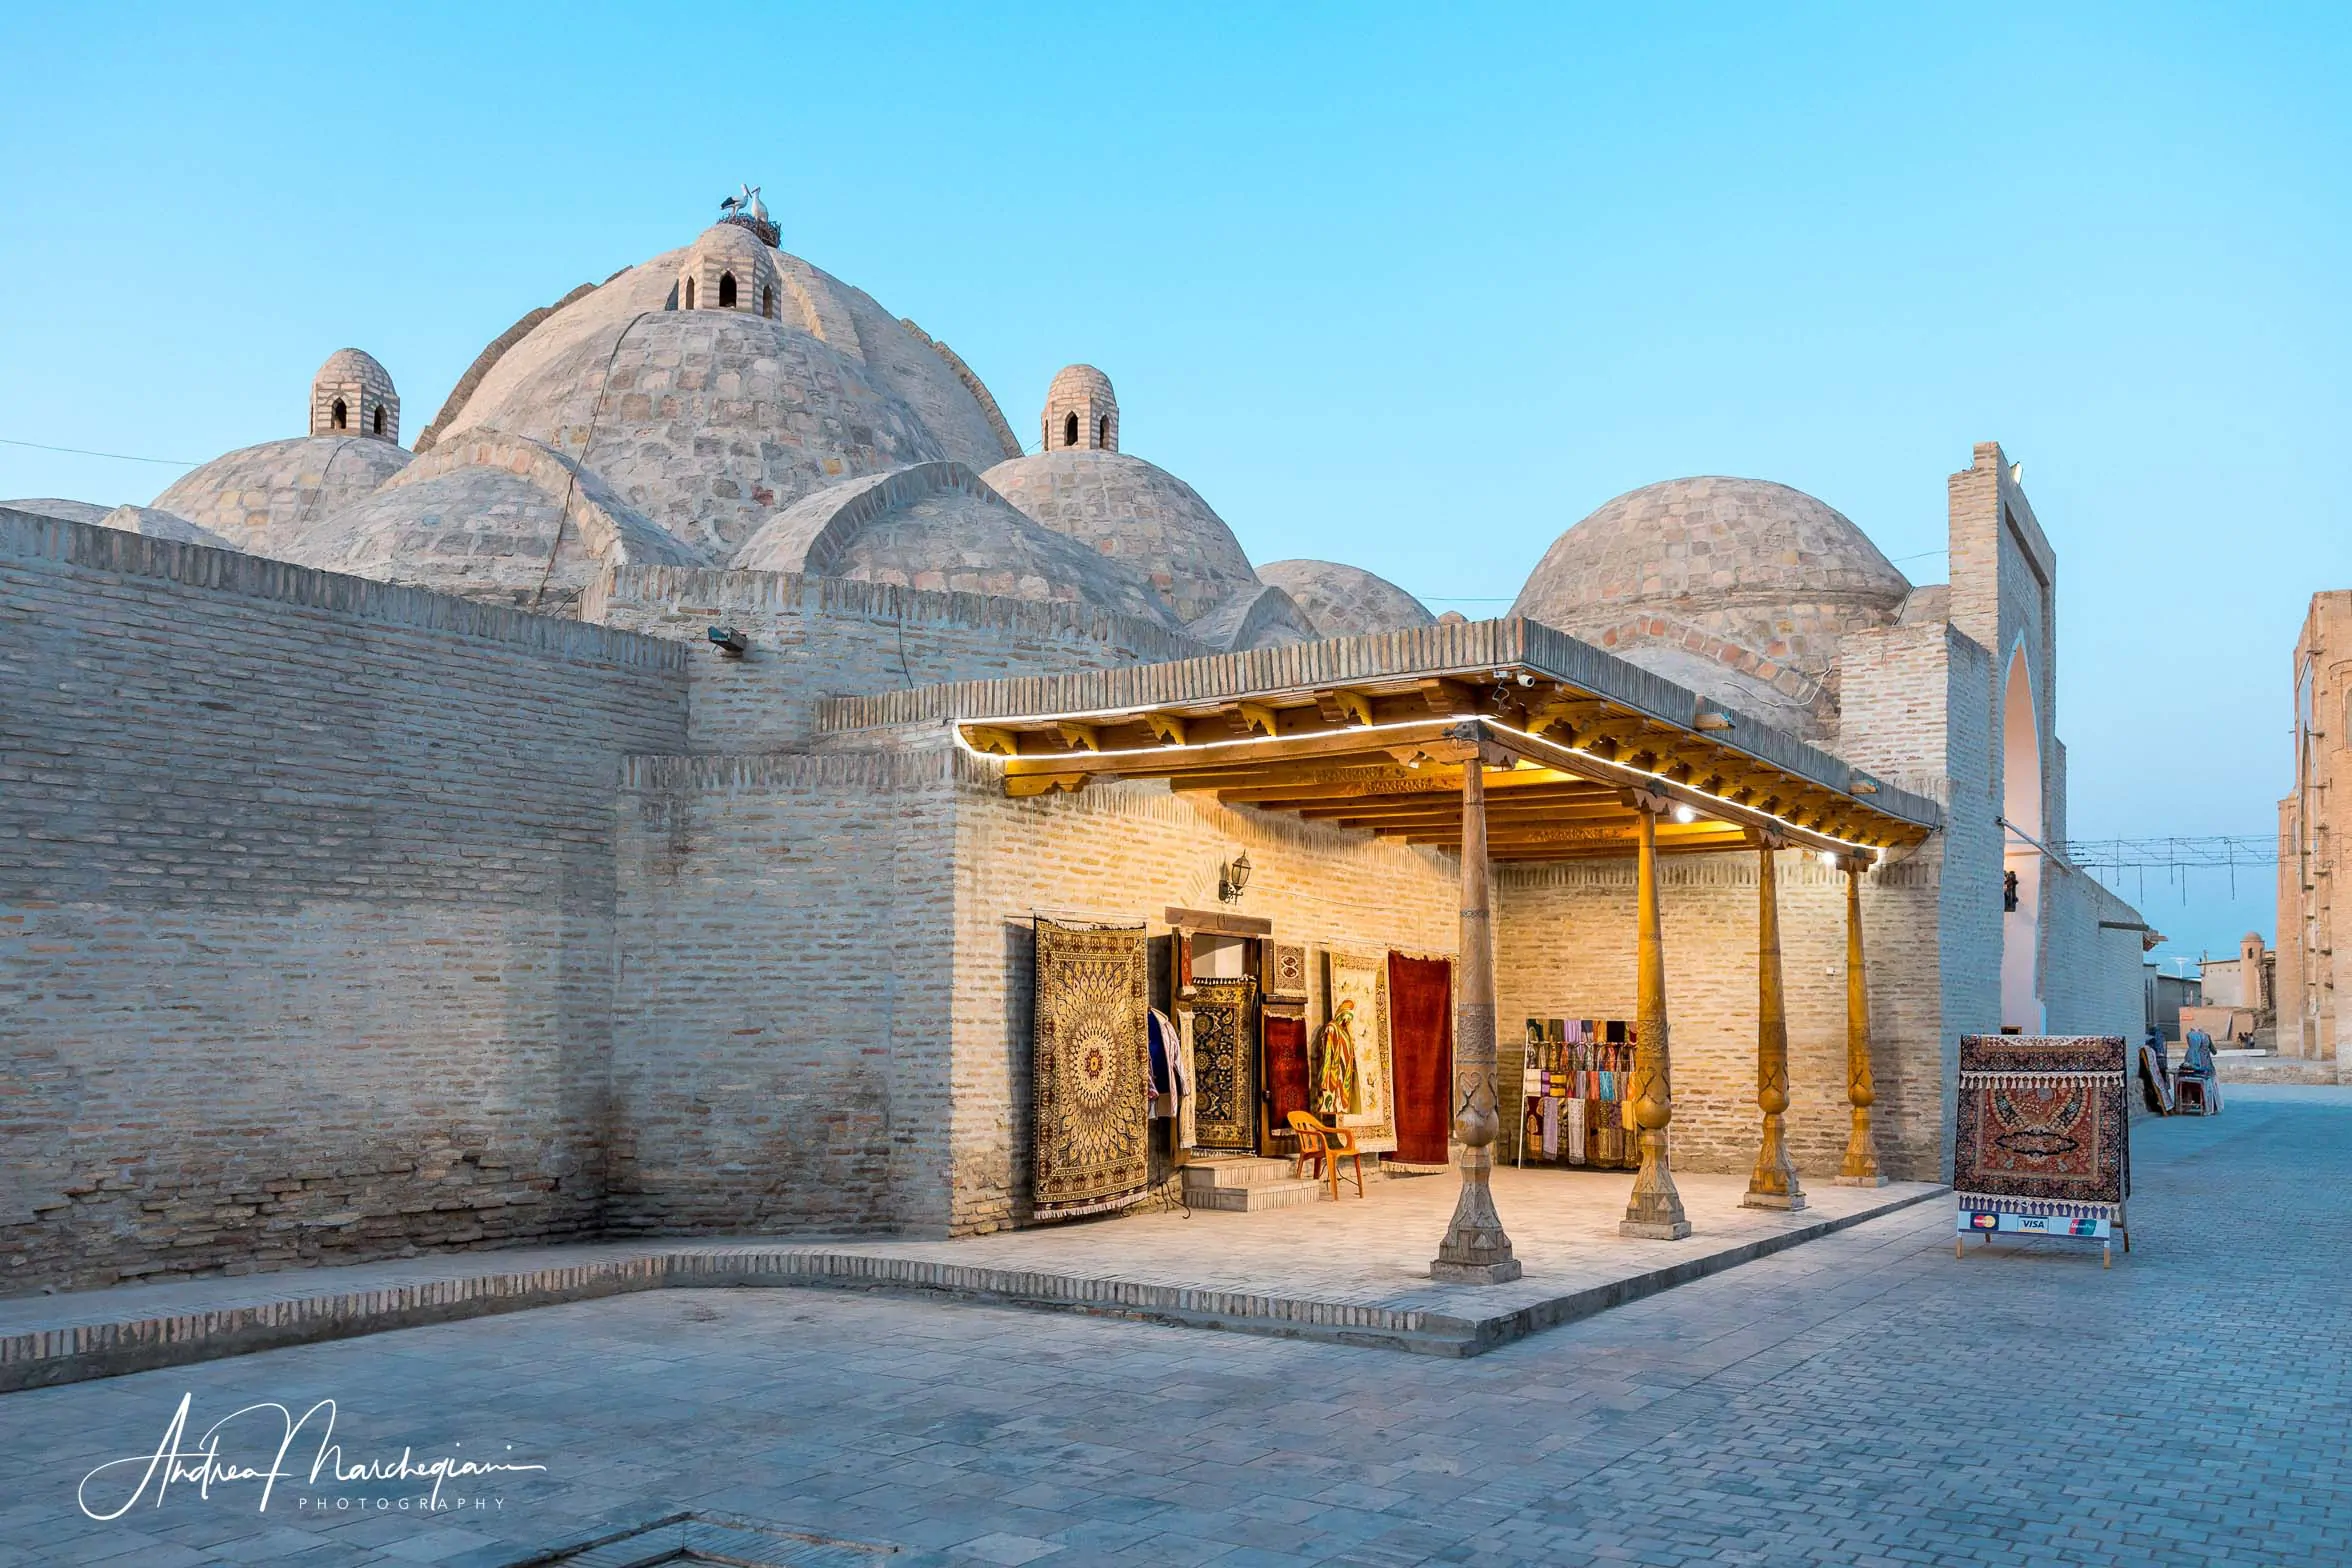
1285, 1110, 1366, 1199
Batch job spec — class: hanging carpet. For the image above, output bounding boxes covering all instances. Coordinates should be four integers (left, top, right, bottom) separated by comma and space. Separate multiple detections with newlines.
1189, 976, 1260, 1153
1263, 1012, 1313, 1138
1322, 948, 1397, 1154
1031, 917, 1152, 1220
1386, 952, 1454, 1169
1954, 1034, 2130, 1215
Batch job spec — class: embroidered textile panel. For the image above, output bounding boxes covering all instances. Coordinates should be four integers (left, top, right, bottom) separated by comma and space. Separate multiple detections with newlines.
1268, 942, 1309, 999
1320, 948, 1396, 1154
1189, 977, 1260, 1153
1032, 918, 1152, 1220
1387, 952, 1454, 1167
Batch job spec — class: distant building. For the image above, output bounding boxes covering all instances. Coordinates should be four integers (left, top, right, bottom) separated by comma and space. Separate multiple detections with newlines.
2146, 967, 2203, 1044
2199, 933, 2273, 1011
2278, 596, 2352, 1062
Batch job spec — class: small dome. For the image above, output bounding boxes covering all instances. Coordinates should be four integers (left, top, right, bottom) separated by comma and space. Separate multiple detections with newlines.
98, 504, 233, 549
152, 435, 411, 556
731, 461, 1177, 628
1513, 476, 1909, 689
1256, 560, 1436, 639
0, 498, 114, 525
1043, 364, 1118, 452
284, 431, 704, 613
981, 450, 1259, 624
1183, 584, 1319, 652
311, 348, 400, 442
315, 347, 390, 384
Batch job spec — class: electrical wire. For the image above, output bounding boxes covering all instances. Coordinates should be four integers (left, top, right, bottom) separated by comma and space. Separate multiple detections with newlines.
0, 436, 200, 466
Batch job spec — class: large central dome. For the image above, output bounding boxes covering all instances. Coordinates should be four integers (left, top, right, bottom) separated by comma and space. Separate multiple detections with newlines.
420, 226, 1022, 556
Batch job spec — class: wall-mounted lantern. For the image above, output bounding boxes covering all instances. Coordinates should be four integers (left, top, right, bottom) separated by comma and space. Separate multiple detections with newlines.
1218, 851, 1253, 904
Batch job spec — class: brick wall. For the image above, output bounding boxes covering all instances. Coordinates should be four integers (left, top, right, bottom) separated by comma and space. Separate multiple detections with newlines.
587, 565, 1199, 754
1495, 847, 1949, 1182
607, 751, 959, 1237
0, 510, 688, 1296
2042, 868, 2151, 1041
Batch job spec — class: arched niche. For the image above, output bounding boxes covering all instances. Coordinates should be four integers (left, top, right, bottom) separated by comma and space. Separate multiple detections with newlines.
2001, 643, 2045, 1032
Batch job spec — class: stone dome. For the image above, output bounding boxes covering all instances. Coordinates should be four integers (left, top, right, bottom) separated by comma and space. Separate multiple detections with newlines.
423, 237, 1023, 557
980, 450, 1260, 625
283, 431, 705, 613
152, 435, 413, 556
1256, 560, 1436, 639
1182, 584, 1319, 652
731, 462, 1177, 628
1512, 476, 1909, 709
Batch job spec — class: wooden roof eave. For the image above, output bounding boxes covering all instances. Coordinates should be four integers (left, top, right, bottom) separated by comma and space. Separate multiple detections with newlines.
964, 711, 1932, 862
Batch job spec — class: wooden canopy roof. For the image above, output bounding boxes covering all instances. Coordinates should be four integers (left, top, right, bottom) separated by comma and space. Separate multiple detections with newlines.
817, 618, 1942, 863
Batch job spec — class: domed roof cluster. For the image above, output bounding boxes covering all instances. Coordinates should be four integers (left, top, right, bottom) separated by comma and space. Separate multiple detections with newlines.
6, 194, 1439, 654
15, 193, 1926, 728
1511, 476, 1912, 737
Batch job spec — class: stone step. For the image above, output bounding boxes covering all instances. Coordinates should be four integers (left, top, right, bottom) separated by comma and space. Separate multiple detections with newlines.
1180, 1157, 1303, 1191
1182, 1176, 1329, 1212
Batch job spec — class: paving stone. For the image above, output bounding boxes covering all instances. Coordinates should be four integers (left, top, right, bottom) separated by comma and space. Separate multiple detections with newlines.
3, 1092, 2345, 1564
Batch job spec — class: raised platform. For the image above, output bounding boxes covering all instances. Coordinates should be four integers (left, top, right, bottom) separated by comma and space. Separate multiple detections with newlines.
1180, 1154, 1329, 1211
2218, 1051, 2342, 1086
0, 1169, 1944, 1388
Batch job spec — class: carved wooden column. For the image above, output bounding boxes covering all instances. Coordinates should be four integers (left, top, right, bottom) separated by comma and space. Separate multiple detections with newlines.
1835, 858, 1888, 1185
1431, 728, 1522, 1283
1621, 795, 1691, 1239
1743, 837, 1805, 1210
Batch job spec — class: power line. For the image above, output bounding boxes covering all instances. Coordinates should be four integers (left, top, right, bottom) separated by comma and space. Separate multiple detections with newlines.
2066, 835, 2278, 908
0, 436, 200, 467
2066, 836, 2278, 870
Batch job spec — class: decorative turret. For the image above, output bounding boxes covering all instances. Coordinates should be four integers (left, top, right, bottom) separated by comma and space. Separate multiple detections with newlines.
310, 348, 400, 443
1042, 364, 1118, 453
675, 221, 781, 319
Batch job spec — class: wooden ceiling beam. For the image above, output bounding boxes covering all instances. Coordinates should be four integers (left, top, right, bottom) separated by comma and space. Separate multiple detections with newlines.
994, 719, 1457, 782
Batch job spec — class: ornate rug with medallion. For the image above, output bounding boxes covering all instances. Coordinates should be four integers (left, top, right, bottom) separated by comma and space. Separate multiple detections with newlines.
1953, 1034, 2129, 1216
1031, 917, 1152, 1220
1189, 976, 1260, 1153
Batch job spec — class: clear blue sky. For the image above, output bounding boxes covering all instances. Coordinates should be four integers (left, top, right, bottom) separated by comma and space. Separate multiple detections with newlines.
3, 3, 2342, 961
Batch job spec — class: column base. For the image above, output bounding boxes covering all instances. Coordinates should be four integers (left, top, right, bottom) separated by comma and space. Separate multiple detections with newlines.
1429, 1257, 1525, 1284
1833, 1173, 1890, 1187
1741, 1190, 1807, 1210
1618, 1218, 1693, 1240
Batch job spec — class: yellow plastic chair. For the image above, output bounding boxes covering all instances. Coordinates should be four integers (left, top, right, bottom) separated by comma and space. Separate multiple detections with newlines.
1285, 1110, 1366, 1199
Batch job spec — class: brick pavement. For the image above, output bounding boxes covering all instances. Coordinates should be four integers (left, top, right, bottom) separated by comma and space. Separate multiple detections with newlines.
0, 1170, 1943, 1386
1, 1086, 2344, 1566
